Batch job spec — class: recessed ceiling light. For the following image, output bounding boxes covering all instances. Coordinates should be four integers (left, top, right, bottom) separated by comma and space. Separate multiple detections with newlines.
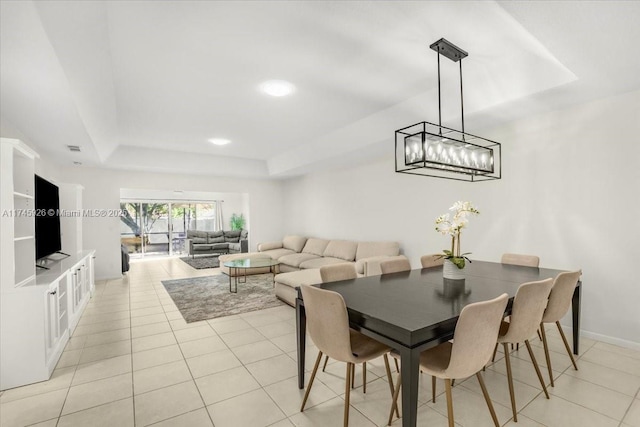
208, 138, 231, 146
258, 80, 296, 97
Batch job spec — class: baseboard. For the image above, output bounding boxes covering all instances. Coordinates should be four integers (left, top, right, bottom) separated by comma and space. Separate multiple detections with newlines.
559, 323, 640, 351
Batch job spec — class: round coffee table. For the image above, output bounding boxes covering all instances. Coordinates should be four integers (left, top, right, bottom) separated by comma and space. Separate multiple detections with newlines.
223, 258, 281, 293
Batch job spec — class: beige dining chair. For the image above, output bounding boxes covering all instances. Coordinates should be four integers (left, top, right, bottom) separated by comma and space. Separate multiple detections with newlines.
300, 285, 394, 427
501, 253, 540, 268
492, 278, 553, 422
540, 270, 581, 386
380, 258, 411, 274
318, 264, 374, 391
501, 253, 541, 350
421, 254, 444, 268
388, 293, 509, 427
320, 263, 357, 283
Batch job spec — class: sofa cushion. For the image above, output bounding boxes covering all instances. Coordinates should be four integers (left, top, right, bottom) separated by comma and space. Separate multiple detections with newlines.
258, 241, 283, 251
323, 240, 358, 261
260, 248, 296, 260
299, 257, 353, 269
187, 230, 208, 239
283, 235, 307, 253
210, 243, 229, 250
355, 241, 400, 260
206, 231, 224, 243
192, 244, 213, 251
224, 230, 242, 243
302, 238, 330, 256
274, 269, 322, 288
279, 253, 320, 268
191, 237, 207, 244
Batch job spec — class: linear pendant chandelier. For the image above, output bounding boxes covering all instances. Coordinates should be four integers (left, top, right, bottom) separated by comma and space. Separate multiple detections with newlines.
395, 38, 501, 182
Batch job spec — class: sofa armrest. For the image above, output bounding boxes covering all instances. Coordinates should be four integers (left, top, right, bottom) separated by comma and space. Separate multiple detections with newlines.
358, 255, 408, 276
258, 241, 283, 251
186, 239, 194, 256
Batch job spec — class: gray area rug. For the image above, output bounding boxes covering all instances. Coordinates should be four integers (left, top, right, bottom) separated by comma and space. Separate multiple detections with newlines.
161, 273, 284, 322
179, 255, 220, 269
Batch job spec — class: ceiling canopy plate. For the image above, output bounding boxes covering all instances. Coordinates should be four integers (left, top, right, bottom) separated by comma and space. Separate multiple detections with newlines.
429, 38, 468, 62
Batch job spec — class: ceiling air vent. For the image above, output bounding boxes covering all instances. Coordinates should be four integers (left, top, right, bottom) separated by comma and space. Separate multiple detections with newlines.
67, 145, 81, 152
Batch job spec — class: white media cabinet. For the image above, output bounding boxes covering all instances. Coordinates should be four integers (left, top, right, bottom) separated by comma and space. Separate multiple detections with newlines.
0, 138, 95, 390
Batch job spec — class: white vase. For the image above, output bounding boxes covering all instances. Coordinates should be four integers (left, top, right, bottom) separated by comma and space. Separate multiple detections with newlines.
443, 259, 465, 280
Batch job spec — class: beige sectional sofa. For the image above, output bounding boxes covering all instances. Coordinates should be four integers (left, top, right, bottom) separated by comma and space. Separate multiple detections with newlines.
255, 235, 402, 306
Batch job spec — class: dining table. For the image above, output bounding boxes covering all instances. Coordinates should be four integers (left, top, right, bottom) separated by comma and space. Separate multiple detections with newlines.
295, 260, 581, 427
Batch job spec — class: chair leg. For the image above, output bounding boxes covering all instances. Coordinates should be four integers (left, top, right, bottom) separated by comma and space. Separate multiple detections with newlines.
556, 321, 579, 370
432, 375, 436, 403
540, 323, 555, 387
351, 363, 355, 388
388, 374, 402, 426
524, 340, 550, 399
444, 379, 454, 427
503, 343, 518, 422
491, 342, 499, 362
322, 355, 329, 372
476, 372, 500, 427
301, 351, 323, 411
537, 329, 543, 341
363, 362, 367, 394
516, 343, 519, 351
383, 354, 399, 419
344, 363, 352, 427
394, 358, 400, 373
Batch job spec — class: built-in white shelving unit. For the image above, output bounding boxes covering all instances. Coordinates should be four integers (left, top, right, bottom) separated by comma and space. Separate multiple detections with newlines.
0, 138, 95, 391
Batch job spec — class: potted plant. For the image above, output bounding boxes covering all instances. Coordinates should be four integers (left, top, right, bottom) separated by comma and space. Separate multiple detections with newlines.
230, 213, 246, 231
435, 201, 479, 279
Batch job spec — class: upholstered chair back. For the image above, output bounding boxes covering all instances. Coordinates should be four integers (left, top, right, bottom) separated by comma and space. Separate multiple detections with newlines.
500, 279, 553, 343
542, 270, 581, 323
319, 263, 357, 283
421, 254, 444, 268
445, 293, 509, 379
380, 258, 411, 274
501, 253, 540, 268
300, 285, 354, 363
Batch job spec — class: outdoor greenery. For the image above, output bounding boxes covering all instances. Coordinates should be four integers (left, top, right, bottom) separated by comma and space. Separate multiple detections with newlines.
230, 213, 246, 231
120, 203, 214, 236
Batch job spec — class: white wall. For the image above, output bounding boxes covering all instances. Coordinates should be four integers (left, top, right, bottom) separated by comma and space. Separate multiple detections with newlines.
282, 89, 640, 348
59, 167, 286, 280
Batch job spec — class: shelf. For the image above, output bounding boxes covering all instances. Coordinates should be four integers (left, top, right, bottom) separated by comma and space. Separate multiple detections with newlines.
14, 235, 34, 242
13, 191, 33, 200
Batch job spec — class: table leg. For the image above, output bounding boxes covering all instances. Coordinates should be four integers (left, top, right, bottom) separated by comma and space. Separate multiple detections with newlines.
571, 283, 581, 355
231, 268, 238, 293
399, 346, 420, 427
296, 293, 306, 389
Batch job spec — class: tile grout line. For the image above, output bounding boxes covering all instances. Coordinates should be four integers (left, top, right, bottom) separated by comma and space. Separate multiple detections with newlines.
159, 268, 217, 427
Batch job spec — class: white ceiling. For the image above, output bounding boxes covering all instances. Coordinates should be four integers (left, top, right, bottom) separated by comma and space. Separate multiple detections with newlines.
1, 1, 639, 178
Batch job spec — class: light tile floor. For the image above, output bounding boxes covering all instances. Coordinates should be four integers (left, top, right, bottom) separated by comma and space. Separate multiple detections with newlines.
1, 257, 639, 427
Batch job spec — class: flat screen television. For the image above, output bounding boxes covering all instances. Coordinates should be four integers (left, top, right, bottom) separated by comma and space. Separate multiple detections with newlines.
35, 175, 62, 260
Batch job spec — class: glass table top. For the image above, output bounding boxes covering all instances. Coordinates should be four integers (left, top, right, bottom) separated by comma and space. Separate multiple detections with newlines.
223, 258, 280, 269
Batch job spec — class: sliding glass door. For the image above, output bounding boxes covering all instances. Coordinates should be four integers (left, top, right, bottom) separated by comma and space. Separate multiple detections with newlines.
120, 201, 217, 258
